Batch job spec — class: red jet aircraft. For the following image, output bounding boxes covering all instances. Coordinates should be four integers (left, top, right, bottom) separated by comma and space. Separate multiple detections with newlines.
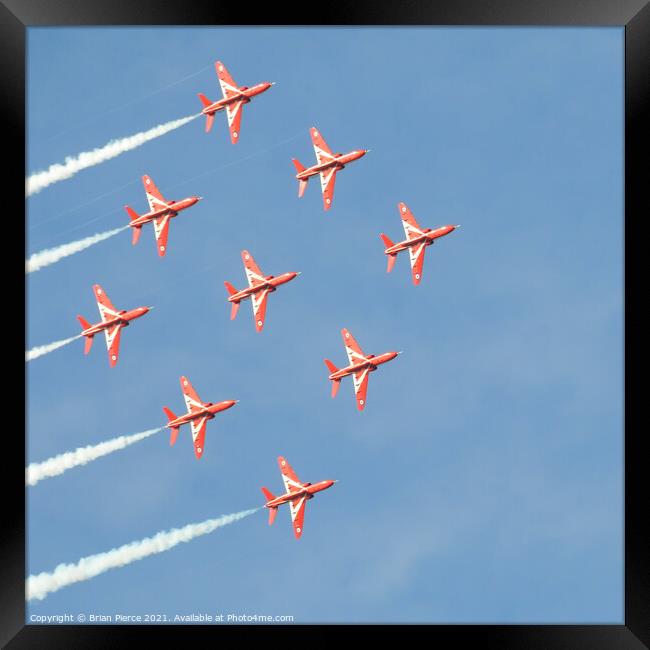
224, 250, 300, 332
124, 175, 201, 257
381, 202, 460, 285
324, 328, 400, 411
261, 456, 336, 539
292, 127, 368, 211
198, 60, 274, 144
77, 284, 151, 368
163, 376, 237, 460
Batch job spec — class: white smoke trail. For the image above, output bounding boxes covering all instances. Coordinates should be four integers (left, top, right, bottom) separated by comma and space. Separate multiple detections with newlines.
26, 113, 200, 196
27, 508, 260, 601
26, 335, 81, 362
26, 428, 162, 487
25, 226, 128, 273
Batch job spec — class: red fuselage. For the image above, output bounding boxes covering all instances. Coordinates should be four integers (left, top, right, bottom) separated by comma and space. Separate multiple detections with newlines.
201, 82, 273, 116
80, 307, 150, 337
296, 150, 368, 180
263, 480, 336, 509
130, 197, 201, 229
165, 399, 237, 430
328, 351, 399, 381
227, 272, 300, 304
384, 225, 458, 255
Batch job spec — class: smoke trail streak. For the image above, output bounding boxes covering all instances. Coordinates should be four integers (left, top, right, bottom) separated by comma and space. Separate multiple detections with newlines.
29, 178, 138, 231
30, 128, 307, 237
25, 226, 128, 273
26, 335, 81, 362
27, 508, 260, 601
165, 128, 308, 192
26, 114, 200, 196
44, 64, 212, 143
26, 428, 162, 487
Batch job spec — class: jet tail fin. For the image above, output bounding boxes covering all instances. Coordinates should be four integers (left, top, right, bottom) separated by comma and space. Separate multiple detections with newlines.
324, 360, 340, 397
77, 315, 91, 331
261, 487, 276, 502
292, 159, 308, 198
261, 487, 278, 525
198, 93, 212, 108
380, 235, 397, 272
131, 227, 142, 246
324, 359, 338, 374
163, 406, 178, 422
125, 206, 140, 222
224, 282, 240, 320
77, 316, 94, 354
163, 407, 179, 446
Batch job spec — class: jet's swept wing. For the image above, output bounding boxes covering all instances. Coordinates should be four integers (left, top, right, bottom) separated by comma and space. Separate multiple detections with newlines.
225, 100, 245, 144
319, 167, 337, 211
408, 241, 427, 285
93, 284, 119, 322
278, 456, 303, 494
341, 328, 368, 366
180, 376, 204, 414
215, 61, 240, 100
310, 127, 336, 165
289, 495, 307, 539
142, 175, 169, 212
251, 288, 270, 332
398, 202, 425, 240
190, 415, 209, 459
152, 214, 172, 257
352, 367, 371, 411
103, 323, 123, 368
241, 250, 266, 287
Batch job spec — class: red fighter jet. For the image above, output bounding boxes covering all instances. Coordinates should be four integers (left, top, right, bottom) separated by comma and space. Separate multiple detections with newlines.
381, 202, 460, 285
77, 284, 151, 368
261, 456, 336, 539
324, 329, 400, 411
198, 60, 274, 144
163, 376, 238, 460
292, 127, 368, 211
224, 250, 300, 332
124, 175, 201, 257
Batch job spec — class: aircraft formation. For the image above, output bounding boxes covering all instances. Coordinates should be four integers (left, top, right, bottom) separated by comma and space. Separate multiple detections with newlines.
46, 59, 460, 540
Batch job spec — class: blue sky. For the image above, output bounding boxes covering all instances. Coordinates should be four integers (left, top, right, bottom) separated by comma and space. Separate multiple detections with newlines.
26, 27, 623, 623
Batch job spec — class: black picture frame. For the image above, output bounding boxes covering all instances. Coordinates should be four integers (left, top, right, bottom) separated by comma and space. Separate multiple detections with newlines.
6, 1, 646, 646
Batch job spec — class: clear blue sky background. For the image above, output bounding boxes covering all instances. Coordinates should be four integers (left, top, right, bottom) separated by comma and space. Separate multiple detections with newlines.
26, 27, 623, 624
